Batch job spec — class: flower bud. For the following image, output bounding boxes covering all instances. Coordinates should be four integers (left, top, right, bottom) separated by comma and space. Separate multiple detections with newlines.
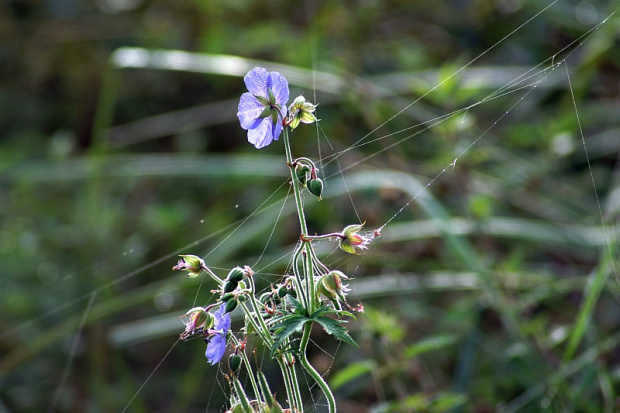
339, 223, 371, 254
277, 286, 288, 299
224, 298, 238, 314
220, 292, 235, 302
295, 164, 311, 187
318, 270, 350, 303
179, 307, 214, 340
287, 95, 318, 131
227, 267, 245, 283
259, 292, 272, 304
229, 353, 242, 373
307, 178, 324, 200
223, 280, 239, 294
172, 254, 206, 278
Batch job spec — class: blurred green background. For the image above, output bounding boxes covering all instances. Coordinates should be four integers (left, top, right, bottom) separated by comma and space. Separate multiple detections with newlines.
1, 0, 620, 412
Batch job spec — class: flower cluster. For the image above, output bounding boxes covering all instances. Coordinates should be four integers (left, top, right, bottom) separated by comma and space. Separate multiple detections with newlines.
175, 67, 372, 413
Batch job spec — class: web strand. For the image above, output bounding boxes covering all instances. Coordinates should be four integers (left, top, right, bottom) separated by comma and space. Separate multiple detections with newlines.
15, 4, 619, 412
564, 64, 619, 287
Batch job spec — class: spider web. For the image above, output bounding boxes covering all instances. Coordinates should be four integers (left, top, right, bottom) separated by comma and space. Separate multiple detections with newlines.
1, 2, 618, 412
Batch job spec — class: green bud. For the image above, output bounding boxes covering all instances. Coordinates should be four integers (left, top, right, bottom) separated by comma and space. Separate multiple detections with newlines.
221, 292, 235, 302
295, 164, 311, 187
339, 238, 357, 255
343, 223, 365, 237
318, 270, 350, 303
225, 298, 238, 314
172, 254, 206, 277
229, 354, 242, 373
259, 292, 272, 304
179, 307, 214, 340
277, 287, 288, 299
287, 95, 318, 131
237, 294, 247, 303
227, 267, 245, 283
307, 178, 324, 199
224, 280, 238, 294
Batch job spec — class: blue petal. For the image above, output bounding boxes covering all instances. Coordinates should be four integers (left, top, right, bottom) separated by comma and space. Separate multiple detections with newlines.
237, 92, 265, 130
244, 67, 269, 98
247, 118, 275, 149
269, 71, 289, 106
271, 119, 283, 142
205, 335, 226, 365
215, 304, 231, 332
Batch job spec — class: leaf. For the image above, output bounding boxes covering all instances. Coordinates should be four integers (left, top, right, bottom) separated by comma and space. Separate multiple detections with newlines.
314, 316, 358, 348
314, 307, 356, 321
329, 359, 376, 390
404, 334, 459, 358
285, 295, 306, 315
269, 315, 309, 358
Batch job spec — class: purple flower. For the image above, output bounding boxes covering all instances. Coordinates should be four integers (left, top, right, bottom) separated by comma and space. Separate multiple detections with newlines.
237, 67, 289, 149
204, 304, 231, 365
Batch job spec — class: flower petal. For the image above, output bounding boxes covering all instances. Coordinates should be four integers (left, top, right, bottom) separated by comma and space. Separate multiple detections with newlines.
244, 67, 269, 98
268, 71, 289, 106
205, 335, 226, 365
247, 118, 275, 149
271, 119, 283, 142
237, 92, 265, 130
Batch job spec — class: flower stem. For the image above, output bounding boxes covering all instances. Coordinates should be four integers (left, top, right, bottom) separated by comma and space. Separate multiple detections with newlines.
284, 127, 333, 411
283, 128, 316, 312
229, 335, 260, 402
277, 356, 297, 410
299, 322, 336, 413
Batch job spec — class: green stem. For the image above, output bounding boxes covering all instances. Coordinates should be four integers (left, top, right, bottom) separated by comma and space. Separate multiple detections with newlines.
244, 276, 303, 411
229, 335, 260, 403
276, 357, 296, 410
239, 301, 270, 346
299, 322, 336, 413
292, 244, 309, 309
285, 354, 303, 411
283, 128, 317, 312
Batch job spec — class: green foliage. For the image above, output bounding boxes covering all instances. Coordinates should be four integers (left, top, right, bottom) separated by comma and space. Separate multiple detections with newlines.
1, 0, 619, 412
269, 299, 357, 358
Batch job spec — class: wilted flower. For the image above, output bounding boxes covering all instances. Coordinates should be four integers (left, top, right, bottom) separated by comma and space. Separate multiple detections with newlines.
318, 270, 350, 303
339, 223, 373, 254
287, 95, 318, 131
237, 67, 289, 149
172, 254, 207, 278
205, 304, 231, 365
179, 307, 214, 341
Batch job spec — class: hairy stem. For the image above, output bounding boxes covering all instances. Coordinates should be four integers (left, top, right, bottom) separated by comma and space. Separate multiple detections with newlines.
299, 322, 336, 413
283, 128, 317, 312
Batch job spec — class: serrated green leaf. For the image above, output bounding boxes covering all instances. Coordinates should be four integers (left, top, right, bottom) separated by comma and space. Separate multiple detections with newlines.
270, 315, 309, 358
313, 307, 356, 321
285, 295, 306, 315
315, 316, 358, 348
